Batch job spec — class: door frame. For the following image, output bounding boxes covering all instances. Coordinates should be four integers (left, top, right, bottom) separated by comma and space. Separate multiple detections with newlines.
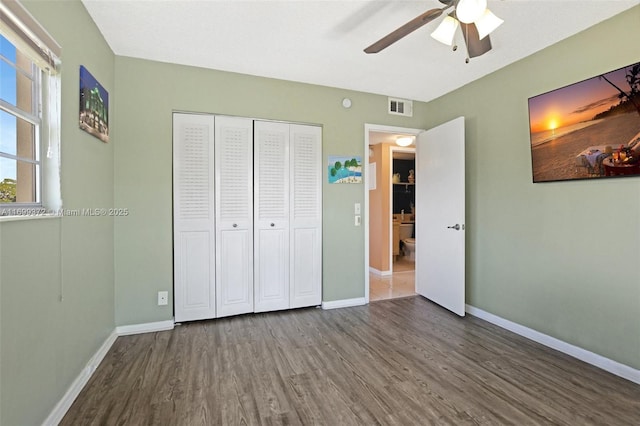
364, 123, 425, 304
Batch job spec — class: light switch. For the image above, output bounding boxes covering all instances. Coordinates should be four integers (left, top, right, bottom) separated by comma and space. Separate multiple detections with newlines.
355, 215, 361, 226
354, 203, 361, 214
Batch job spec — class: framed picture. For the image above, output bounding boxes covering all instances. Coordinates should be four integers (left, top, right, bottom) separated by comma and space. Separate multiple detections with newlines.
328, 155, 362, 184
79, 65, 109, 143
528, 62, 640, 182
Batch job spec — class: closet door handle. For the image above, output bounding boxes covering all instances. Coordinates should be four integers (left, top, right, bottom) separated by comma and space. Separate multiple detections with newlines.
233, 223, 238, 228
270, 223, 275, 227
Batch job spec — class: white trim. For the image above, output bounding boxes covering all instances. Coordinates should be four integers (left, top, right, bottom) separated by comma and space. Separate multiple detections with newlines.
116, 319, 175, 336
369, 267, 392, 276
322, 297, 367, 310
42, 330, 118, 426
43, 320, 176, 425
466, 304, 640, 385
364, 127, 370, 304
0, 213, 59, 222
364, 124, 424, 305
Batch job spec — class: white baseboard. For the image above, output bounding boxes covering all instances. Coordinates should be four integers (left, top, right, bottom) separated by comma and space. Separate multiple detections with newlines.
42, 330, 118, 426
116, 319, 175, 336
369, 267, 392, 276
322, 297, 367, 310
465, 304, 640, 385
43, 319, 175, 425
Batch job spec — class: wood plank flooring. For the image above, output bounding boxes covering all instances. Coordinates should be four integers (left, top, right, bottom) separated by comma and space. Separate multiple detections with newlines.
61, 297, 640, 425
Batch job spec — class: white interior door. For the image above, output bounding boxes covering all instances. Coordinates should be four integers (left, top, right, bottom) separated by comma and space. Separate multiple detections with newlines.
290, 124, 322, 308
254, 121, 290, 312
173, 113, 216, 322
415, 116, 465, 316
215, 116, 254, 317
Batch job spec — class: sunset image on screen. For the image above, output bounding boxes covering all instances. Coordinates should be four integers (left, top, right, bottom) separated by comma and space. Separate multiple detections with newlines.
528, 63, 640, 182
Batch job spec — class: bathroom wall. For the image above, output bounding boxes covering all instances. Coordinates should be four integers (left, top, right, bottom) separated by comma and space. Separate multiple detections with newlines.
392, 158, 415, 214
368, 143, 392, 272
392, 159, 415, 183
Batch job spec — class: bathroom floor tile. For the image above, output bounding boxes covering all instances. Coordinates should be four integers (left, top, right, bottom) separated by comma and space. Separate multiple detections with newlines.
393, 257, 415, 273
370, 270, 416, 302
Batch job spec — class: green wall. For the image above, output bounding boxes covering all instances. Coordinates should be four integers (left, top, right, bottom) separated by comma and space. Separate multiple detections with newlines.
1, 2, 638, 425
112, 57, 430, 325
113, 6, 639, 368
0, 1, 115, 425
424, 6, 640, 369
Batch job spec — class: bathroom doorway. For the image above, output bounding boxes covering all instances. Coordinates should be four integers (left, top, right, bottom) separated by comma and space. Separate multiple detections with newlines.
391, 146, 415, 271
364, 124, 423, 303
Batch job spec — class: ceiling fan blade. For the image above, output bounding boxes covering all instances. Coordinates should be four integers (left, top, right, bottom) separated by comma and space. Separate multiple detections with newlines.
364, 7, 449, 54
460, 22, 492, 58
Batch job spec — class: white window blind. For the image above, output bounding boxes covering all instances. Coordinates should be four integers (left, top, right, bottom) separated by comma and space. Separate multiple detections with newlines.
0, 0, 61, 72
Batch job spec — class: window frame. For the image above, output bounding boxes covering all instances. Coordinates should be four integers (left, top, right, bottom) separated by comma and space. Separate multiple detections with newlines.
0, 46, 42, 207
0, 0, 61, 218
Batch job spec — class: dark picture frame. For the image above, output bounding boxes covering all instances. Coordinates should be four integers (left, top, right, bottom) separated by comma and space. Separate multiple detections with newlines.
79, 65, 109, 143
528, 62, 640, 183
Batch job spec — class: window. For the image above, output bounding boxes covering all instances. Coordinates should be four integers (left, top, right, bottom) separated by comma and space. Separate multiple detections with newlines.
1, 34, 40, 204
0, 0, 61, 216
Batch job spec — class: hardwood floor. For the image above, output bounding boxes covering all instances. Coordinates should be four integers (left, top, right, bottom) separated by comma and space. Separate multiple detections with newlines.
62, 297, 640, 425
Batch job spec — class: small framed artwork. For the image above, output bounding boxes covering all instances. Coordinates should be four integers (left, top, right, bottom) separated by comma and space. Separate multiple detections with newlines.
79, 65, 109, 143
328, 155, 362, 184
528, 61, 640, 182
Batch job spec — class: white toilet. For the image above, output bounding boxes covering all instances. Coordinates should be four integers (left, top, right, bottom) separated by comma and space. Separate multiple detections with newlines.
398, 223, 416, 261
403, 237, 416, 261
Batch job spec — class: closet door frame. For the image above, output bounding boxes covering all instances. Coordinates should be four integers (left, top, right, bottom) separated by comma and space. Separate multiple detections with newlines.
173, 113, 322, 321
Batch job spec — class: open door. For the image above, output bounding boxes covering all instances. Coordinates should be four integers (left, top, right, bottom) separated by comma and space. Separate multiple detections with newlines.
415, 117, 465, 316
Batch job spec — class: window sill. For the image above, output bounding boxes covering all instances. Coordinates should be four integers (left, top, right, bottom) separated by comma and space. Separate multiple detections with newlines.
0, 213, 61, 223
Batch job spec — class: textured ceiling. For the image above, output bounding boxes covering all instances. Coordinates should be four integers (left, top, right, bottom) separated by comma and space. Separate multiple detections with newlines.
81, 0, 638, 103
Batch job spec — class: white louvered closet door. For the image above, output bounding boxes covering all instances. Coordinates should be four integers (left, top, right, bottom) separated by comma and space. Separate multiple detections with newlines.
289, 124, 322, 308
215, 116, 254, 317
173, 113, 216, 322
254, 121, 290, 312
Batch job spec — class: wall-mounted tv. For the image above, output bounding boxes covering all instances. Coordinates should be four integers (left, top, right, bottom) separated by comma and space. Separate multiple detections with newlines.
528, 62, 640, 183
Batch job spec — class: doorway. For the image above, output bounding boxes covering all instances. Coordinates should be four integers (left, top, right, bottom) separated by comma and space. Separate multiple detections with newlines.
364, 124, 424, 303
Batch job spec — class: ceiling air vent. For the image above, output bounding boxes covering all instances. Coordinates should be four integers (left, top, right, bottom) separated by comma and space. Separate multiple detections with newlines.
388, 97, 413, 117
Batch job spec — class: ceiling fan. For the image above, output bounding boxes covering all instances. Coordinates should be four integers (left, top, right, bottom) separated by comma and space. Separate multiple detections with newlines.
364, 0, 504, 61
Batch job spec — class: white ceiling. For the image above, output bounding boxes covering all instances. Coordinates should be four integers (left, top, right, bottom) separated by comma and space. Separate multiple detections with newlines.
369, 131, 415, 146
81, 0, 638, 103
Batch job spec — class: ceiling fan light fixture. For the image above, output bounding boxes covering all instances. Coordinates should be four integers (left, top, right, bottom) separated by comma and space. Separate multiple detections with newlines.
431, 15, 459, 46
455, 0, 487, 24
475, 9, 504, 40
396, 136, 413, 147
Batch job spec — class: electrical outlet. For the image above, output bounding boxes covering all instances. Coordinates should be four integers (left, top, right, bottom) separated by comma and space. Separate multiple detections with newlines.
158, 291, 168, 306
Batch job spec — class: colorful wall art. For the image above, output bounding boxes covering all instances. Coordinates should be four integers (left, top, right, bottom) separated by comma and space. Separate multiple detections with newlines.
79, 65, 109, 142
328, 155, 362, 184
